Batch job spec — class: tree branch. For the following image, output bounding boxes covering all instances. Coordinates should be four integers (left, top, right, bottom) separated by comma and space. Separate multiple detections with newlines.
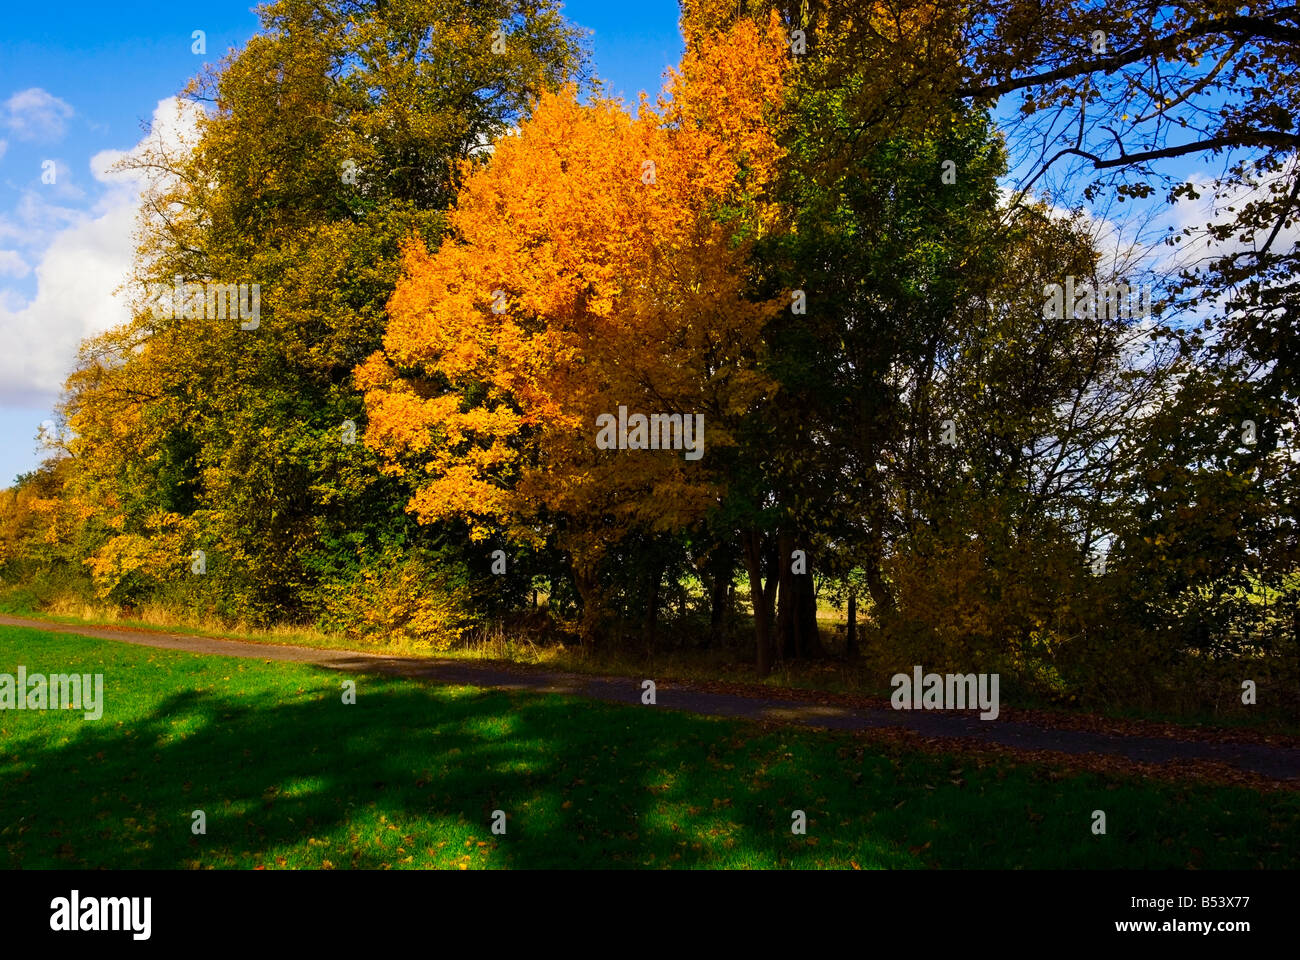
955, 11, 1300, 101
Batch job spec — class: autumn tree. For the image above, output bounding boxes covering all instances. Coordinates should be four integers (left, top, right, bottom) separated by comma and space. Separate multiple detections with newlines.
360, 15, 791, 645
58, 0, 586, 628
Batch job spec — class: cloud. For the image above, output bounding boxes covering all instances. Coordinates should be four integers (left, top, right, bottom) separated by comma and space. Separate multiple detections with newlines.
0, 191, 87, 257
0, 97, 204, 404
91, 96, 204, 182
0, 204, 140, 402
0, 251, 29, 278
4, 88, 74, 143
998, 184, 1154, 283
0, 139, 7, 162
1153, 166, 1300, 277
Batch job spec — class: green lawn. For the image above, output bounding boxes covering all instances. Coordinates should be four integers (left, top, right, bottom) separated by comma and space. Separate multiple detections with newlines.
1, 624, 1297, 869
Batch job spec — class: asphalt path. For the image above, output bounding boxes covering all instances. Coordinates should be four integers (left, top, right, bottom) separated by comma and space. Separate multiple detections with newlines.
3, 613, 1297, 781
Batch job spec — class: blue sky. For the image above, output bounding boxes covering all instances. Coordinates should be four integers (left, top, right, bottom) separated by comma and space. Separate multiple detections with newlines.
0, 0, 684, 486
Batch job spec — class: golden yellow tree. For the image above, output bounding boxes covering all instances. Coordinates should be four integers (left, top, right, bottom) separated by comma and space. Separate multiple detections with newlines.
360, 13, 791, 640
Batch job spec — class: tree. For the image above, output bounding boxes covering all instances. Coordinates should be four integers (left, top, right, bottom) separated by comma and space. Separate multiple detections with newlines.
57, 0, 586, 628
360, 14, 792, 645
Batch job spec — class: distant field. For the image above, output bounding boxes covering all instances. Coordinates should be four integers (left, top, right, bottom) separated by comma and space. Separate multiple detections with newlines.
2, 625, 1297, 869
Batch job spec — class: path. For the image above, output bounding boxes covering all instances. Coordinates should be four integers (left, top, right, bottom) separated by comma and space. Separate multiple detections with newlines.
3, 613, 1297, 781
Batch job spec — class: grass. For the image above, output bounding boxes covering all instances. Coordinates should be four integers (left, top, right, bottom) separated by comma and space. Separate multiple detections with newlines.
3, 583, 1297, 736
2, 624, 1298, 869
0, 586, 349, 652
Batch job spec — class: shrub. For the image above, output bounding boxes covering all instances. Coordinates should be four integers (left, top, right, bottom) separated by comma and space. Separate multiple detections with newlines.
312, 548, 478, 651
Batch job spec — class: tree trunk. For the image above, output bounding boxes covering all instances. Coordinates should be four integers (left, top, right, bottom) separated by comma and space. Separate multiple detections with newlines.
795, 568, 824, 657
742, 529, 773, 677
643, 559, 662, 651
865, 558, 893, 617
776, 533, 823, 659
572, 563, 605, 648
776, 531, 796, 660
707, 546, 732, 646
846, 591, 858, 658
763, 536, 779, 619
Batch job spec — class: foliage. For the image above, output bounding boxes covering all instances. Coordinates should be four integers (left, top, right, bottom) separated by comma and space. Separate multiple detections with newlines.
1, 1, 1295, 710
360, 14, 791, 640
311, 547, 478, 651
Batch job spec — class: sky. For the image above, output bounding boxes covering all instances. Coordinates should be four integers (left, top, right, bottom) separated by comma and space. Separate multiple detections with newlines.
0, 0, 685, 486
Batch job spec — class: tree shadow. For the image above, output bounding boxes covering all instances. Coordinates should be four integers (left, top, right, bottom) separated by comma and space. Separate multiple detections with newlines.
4, 659, 1296, 869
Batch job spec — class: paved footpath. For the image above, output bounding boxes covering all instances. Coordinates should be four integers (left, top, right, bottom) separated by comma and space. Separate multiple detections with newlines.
3, 613, 1298, 781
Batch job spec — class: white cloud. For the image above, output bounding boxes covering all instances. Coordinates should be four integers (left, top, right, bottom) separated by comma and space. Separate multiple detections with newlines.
998, 184, 1154, 283
1154, 165, 1300, 276
0, 191, 89, 261
0, 139, 7, 162
4, 88, 74, 143
0, 251, 29, 278
0, 97, 204, 404
0, 203, 140, 401
91, 96, 204, 187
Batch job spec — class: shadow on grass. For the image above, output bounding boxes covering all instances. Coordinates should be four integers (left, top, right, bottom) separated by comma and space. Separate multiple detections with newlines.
4, 656, 1299, 869
5, 671, 891, 869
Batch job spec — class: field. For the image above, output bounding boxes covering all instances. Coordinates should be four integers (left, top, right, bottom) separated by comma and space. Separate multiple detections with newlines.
3, 625, 1298, 869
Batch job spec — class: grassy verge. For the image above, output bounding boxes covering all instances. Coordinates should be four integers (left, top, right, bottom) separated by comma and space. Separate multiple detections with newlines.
10, 582, 1300, 738
2, 624, 1297, 869
0, 586, 350, 652
4, 583, 1297, 738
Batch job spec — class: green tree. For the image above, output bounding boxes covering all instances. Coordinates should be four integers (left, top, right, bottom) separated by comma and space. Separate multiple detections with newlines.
60, 0, 587, 627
